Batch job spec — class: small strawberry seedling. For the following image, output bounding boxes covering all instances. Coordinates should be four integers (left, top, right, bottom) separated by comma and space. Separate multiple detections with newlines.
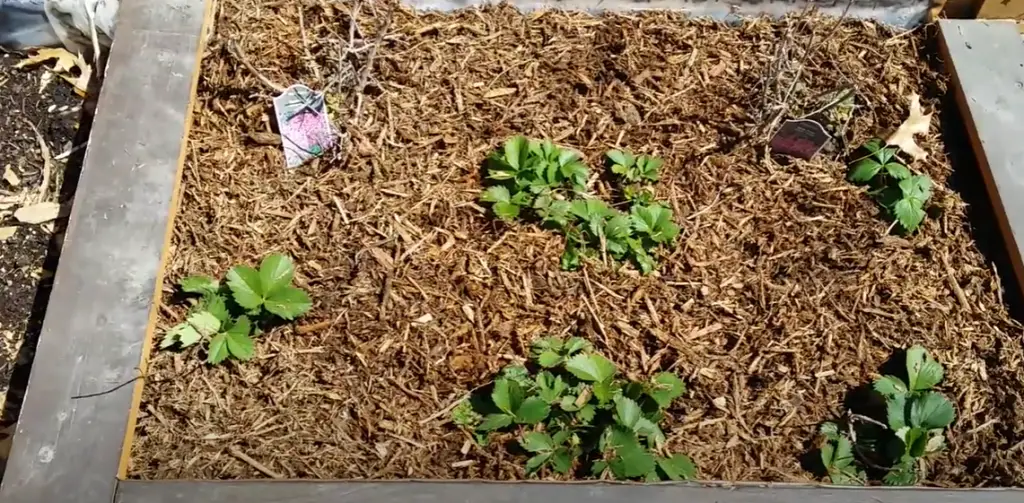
161, 253, 312, 364
816, 346, 954, 486
847, 138, 933, 233
451, 336, 696, 481
607, 149, 662, 183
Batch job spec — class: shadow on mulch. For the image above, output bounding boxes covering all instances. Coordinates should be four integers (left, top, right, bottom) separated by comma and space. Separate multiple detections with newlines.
0, 67, 101, 480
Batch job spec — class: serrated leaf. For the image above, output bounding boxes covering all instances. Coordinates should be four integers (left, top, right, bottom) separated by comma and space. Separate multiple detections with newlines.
180, 275, 219, 294
883, 463, 918, 486
874, 375, 909, 397
593, 379, 616, 403
830, 436, 855, 469
477, 413, 513, 432
564, 337, 590, 355
906, 345, 944, 391
634, 417, 664, 446
657, 453, 696, 481
525, 452, 551, 475
493, 201, 521, 221
520, 432, 554, 453
820, 422, 840, 440
259, 254, 295, 295
888, 394, 908, 431
876, 146, 898, 165
849, 158, 883, 182
515, 397, 551, 424
504, 136, 527, 169
550, 448, 573, 474
648, 373, 685, 408
884, 163, 912, 180
226, 265, 264, 310
910, 392, 955, 429
894, 198, 926, 231
537, 351, 562, 368
558, 148, 580, 166
578, 404, 596, 423
480, 185, 511, 203
904, 427, 929, 457
263, 286, 312, 320
899, 175, 932, 202
225, 315, 254, 360
492, 379, 522, 415
564, 353, 617, 382
605, 214, 631, 240
591, 460, 608, 477
202, 294, 230, 322
608, 430, 655, 479
187, 311, 221, 337
161, 322, 197, 349
207, 332, 230, 365
615, 397, 642, 429
607, 149, 632, 167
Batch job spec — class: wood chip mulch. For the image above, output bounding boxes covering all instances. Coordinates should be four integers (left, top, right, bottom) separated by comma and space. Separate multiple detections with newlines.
129, 0, 1024, 487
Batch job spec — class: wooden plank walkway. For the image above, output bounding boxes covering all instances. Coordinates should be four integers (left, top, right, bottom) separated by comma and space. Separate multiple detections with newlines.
0, 0, 211, 502
939, 20, 1024, 298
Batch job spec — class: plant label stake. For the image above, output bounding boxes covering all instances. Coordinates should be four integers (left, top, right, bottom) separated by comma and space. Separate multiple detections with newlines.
272, 84, 336, 168
769, 118, 831, 160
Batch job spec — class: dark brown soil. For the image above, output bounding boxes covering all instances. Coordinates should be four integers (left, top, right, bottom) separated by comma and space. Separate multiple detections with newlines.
0, 51, 80, 454
130, 2, 1024, 487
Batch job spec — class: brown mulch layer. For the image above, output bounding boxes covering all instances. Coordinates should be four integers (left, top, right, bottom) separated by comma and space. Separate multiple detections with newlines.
130, 1, 1024, 486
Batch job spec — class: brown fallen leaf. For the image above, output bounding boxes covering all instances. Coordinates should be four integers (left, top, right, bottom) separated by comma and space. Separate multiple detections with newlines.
14, 202, 60, 224
15, 48, 77, 72
886, 93, 932, 161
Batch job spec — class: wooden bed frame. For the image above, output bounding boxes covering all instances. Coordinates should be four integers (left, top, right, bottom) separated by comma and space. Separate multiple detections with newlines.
1, 0, 1022, 500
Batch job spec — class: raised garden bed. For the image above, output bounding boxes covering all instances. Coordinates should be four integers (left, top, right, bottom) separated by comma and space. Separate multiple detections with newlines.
124, 1, 1024, 487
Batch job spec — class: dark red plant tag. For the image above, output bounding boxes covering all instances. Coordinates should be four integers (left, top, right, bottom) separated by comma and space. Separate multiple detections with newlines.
769, 119, 832, 160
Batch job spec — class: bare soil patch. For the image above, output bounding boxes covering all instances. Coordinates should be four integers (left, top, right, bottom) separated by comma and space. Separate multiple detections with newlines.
130, 2, 1024, 486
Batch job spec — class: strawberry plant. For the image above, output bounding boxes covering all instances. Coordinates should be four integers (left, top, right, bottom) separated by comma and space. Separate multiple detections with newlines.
451, 336, 696, 481
479, 137, 680, 274
847, 138, 933, 233
607, 149, 662, 183
161, 253, 312, 364
816, 346, 954, 486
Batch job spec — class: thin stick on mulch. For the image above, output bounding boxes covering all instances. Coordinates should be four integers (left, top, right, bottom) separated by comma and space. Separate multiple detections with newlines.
131, 0, 1024, 487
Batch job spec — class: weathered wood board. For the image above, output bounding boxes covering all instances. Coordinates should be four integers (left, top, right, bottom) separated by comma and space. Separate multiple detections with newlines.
0, 0, 211, 502
939, 19, 1024, 297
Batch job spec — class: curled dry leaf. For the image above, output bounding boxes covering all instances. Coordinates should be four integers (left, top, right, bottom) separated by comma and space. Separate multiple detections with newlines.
886, 93, 932, 161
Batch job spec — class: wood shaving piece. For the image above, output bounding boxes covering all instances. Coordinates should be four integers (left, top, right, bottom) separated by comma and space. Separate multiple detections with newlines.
14, 202, 60, 224
3, 165, 20, 187
0, 226, 16, 241
886, 93, 932, 161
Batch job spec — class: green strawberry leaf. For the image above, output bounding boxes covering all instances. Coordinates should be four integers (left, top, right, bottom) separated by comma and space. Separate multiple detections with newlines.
884, 163, 912, 180
873, 375, 909, 397
206, 332, 230, 365
894, 198, 926, 231
492, 378, 523, 415
515, 397, 551, 424
187, 311, 221, 337
657, 453, 696, 481
225, 315, 254, 361
161, 322, 200, 349
648, 372, 685, 408
564, 353, 617, 382
477, 413, 513, 432
910, 392, 955, 429
537, 351, 562, 368
550, 448, 573, 474
615, 396, 642, 429
480, 185, 511, 203
226, 265, 264, 310
888, 394, 909, 431
180, 275, 219, 295
525, 453, 551, 475
608, 429, 655, 479
899, 175, 932, 201
607, 149, 633, 167
263, 286, 312, 320
906, 345, 944, 391
493, 201, 521, 221
849, 158, 883, 182
259, 254, 295, 295
504, 136, 528, 169
520, 431, 554, 453
201, 293, 230, 322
